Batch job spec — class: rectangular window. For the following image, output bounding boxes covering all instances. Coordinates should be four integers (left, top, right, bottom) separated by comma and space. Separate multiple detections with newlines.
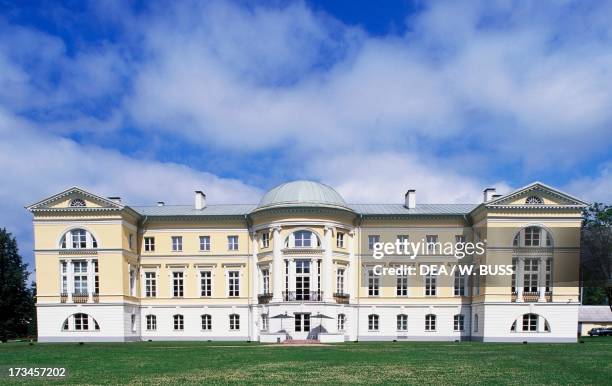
545, 259, 552, 292
426, 235, 439, 254
93, 260, 99, 295
173, 271, 184, 297
173, 314, 184, 331
425, 273, 437, 296
228, 235, 239, 250
336, 232, 345, 248
171, 236, 182, 252
73, 261, 88, 294
262, 269, 270, 294
295, 313, 310, 332
144, 237, 155, 252
202, 314, 212, 330
337, 314, 345, 331
396, 272, 408, 296
128, 234, 134, 250
455, 235, 465, 244
368, 269, 379, 296
146, 315, 156, 331
262, 232, 270, 248
145, 272, 157, 297
200, 271, 212, 297
60, 261, 68, 294
397, 235, 409, 243
228, 271, 240, 297
368, 314, 379, 331
294, 231, 312, 247
295, 260, 311, 301
454, 274, 466, 296
336, 268, 345, 295
368, 235, 380, 250
72, 229, 87, 249
454, 315, 464, 331
199, 236, 211, 251
523, 258, 539, 292
425, 314, 436, 331
131, 314, 136, 332
230, 314, 240, 330
261, 314, 269, 331
511, 258, 517, 293
397, 314, 408, 331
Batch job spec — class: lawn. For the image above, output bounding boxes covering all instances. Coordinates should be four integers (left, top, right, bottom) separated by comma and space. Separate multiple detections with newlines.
1, 338, 611, 384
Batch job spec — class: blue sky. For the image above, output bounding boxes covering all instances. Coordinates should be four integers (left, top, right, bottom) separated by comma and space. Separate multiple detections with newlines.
1, 0, 611, 271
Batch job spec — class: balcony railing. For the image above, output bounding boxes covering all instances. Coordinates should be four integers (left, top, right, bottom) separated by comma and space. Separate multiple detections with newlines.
522, 291, 539, 302
511, 291, 518, 302
60, 292, 68, 303
282, 291, 323, 302
333, 292, 350, 304
73, 292, 89, 304
258, 293, 273, 304
545, 291, 552, 302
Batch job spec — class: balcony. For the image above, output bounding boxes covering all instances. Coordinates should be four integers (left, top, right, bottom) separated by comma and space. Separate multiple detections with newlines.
72, 292, 89, 304
60, 292, 68, 303
333, 292, 350, 304
511, 291, 518, 302
282, 291, 323, 302
522, 291, 539, 302
258, 293, 273, 304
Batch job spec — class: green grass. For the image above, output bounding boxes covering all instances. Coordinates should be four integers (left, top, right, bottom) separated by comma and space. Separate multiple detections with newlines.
1, 338, 611, 384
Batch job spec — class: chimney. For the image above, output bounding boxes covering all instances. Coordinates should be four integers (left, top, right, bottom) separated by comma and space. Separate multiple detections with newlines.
195, 190, 206, 210
483, 188, 496, 203
405, 189, 416, 209
108, 196, 122, 204
492, 194, 502, 200
157, 201, 165, 207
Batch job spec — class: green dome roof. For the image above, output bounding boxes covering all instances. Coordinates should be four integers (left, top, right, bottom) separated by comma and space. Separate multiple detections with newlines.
256, 180, 349, 210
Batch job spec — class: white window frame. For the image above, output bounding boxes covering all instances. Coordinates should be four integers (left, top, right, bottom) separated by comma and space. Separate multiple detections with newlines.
144, 237, 155, 252
454, 314, 464, 331
228, 270, 240, 297
368, 235, 380, 250
397, 314, 408, 331
337, 314, 346, 332
367, 269, 379, 296
336, 268, 345, 294
171, 236, 183, 252
229, 314, 240, 330
454, 274, 466, 296
424, 272, 437, 296
199, 236, 211, 251
173, 314, 184, 331
201, 314, 212, 331
336, 232, 345, 248
426, 235, 439, 254
262, 232, 270, 248
425, 314, 436, 331
200, 270, 212, 297
228, 235, 239, 251
368, 314, 379, 331
144, 271, 157, 297
396, 271, 408, 296
146, 314, 157, 331
172, 271, 184, 297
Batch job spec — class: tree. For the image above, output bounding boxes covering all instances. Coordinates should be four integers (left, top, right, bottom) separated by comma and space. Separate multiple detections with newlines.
581, 203, 612, 306
0, 228, 35, 342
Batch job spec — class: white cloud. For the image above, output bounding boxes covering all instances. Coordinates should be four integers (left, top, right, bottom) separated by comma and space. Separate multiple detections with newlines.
563, 163, 612, 204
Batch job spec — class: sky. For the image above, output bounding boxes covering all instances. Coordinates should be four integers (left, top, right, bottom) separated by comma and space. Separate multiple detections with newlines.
1, 0, 611, 272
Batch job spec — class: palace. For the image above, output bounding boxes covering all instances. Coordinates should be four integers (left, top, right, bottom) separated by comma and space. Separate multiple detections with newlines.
27, 180, 586, 342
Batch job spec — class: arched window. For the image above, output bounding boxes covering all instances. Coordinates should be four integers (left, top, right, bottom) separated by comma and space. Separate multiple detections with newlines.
397, 314, 408, 331
59, 228, 98, 249
337, 314, 346, 332
525, 196, 544, 204
173, 314, 184, 331
368, 314, 379, 331
425, 314, 436, 331
229, 314, 240, 330
510, 313, 551, 333
201, 314, 212, 330
512, 226, 552, 247
70, 198, 86, 207
146, 315, 156, 331
61, 313, 100, 332
285, 230, 321, 248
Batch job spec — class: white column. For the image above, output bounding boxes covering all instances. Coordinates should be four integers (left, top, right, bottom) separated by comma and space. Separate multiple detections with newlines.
538, 258, 546, 302
272, 226, 283, 302
87, 259, 94, 302
67, 259, 74, 303
251, 231, 259, 302
323, 225, 334, 301
516, 257, 524, 302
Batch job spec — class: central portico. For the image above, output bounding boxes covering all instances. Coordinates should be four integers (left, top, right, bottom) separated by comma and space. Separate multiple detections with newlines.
249, 181, 357, 342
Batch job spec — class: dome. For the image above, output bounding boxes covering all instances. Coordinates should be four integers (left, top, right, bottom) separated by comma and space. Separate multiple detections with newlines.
255, 180, 349, 211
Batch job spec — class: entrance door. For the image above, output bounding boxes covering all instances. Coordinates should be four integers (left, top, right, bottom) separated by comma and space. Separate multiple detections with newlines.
294, 313, 311, 339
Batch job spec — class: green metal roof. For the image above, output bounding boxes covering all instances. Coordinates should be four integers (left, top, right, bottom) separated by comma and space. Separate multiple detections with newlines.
254, 180, 350, 211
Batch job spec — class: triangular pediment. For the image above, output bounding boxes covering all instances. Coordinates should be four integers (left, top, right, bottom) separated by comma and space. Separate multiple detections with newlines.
26, 187, 124, 211
486, 182, 588, 207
